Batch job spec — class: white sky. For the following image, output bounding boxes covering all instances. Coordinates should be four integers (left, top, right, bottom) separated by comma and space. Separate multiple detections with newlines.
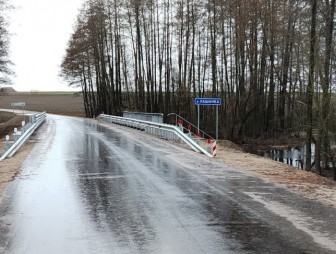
8, 0, 84, 91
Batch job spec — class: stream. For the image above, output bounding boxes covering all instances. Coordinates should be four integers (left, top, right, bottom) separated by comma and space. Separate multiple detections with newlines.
264, 144, 315, 169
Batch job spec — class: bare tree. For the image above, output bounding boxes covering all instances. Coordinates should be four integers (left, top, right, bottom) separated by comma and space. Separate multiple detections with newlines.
0, 0, 12, 84
306, 0, 318, 172
61, 0, 336, 179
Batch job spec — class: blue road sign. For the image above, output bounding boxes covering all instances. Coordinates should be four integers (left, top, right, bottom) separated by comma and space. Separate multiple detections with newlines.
195, 98, 221, 105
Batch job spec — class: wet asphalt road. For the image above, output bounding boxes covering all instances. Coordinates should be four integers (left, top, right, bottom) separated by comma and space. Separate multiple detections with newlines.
0, 115, 336, 254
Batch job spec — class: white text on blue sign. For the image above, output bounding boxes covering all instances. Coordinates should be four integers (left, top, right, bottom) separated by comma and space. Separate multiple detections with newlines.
195, 98, 221, 105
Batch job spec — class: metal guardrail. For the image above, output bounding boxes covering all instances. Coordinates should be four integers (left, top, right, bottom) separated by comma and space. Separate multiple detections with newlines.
97, 114, 213, 157
167, 112, 216, 140
123, 111, 164, 123
0, 112, 46, 161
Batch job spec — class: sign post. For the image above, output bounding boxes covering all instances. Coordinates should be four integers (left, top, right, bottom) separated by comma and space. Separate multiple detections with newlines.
195, 98, 221, 140
11, 102, 25, 115
197, 105, 200, 130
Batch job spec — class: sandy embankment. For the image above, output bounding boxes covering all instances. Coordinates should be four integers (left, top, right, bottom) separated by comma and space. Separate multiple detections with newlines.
214, 140, 336, 208
0, 143, 34, 197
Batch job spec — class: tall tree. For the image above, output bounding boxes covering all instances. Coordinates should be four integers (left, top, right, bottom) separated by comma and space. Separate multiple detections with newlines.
306, 0, 318, 172
315, 0, 336, 173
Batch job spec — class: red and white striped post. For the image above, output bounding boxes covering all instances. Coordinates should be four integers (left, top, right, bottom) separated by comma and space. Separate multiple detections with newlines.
212, 141, 217, 157
178, 119, 183, 131
187, 124, 192, 138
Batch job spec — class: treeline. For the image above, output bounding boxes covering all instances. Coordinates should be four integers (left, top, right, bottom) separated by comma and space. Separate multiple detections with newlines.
61, 0, 336, 173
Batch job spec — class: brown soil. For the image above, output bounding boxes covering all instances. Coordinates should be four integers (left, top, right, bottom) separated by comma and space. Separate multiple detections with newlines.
0, 92, 85, 117
0, 111, 15, 122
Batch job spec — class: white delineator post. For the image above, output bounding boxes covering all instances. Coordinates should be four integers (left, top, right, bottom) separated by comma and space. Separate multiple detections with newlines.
212, 141, 217, 157
5, 135, 10, 150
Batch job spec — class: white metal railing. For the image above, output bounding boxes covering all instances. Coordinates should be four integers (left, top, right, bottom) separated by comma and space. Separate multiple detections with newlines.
123, 111, 164, 123
167, 112, 215, 140
0, 112, 47, 161
97, 114, 213, 157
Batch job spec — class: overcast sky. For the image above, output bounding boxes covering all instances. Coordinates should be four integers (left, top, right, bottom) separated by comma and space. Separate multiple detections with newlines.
8, 0, 84, 91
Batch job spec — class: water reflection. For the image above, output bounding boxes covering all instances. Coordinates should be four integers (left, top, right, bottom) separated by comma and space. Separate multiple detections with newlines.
265, 144, 315, 169
69, 123, 314, 253
70, 124, 245, 252
68, 132, 156, 252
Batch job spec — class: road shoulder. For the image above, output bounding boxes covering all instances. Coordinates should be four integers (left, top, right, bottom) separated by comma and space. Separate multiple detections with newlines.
98, 120, 336, 209
0, 143, 34, 200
